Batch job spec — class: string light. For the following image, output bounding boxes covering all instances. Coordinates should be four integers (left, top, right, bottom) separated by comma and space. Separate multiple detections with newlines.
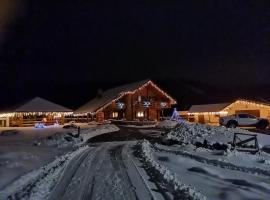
188, 111, 228, 115
82, 80, 177, 115
0, 112, 73, 118
189, 99, 270, 116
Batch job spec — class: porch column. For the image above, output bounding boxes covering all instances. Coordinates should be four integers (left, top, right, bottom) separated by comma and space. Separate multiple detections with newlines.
6, 117, 10, 127
125, 94, 133, 121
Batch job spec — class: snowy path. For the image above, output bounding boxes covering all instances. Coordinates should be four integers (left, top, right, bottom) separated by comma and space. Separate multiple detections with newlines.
48, 142, 157, 200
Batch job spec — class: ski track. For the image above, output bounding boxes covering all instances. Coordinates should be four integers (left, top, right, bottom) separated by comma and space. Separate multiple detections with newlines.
48, 142, 155, 200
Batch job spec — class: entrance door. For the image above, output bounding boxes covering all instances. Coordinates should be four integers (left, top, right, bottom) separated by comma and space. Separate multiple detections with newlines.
198, 115, 205, 123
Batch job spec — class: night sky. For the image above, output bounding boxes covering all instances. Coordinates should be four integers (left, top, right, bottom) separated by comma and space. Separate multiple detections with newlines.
0, 1, 270, 109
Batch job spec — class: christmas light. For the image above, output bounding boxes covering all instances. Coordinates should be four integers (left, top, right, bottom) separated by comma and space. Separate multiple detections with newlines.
83, 80, 177, 115
0, 112, 73, 118
188, 111, 228, 115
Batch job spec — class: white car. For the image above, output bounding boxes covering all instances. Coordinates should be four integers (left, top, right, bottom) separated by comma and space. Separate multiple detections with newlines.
219, 114, 269, 129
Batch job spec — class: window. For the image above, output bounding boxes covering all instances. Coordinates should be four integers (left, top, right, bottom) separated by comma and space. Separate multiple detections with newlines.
238, 114, 249, 118
112, 112, 118, 118
248, 114, 256, 118
137, 111, 144, 117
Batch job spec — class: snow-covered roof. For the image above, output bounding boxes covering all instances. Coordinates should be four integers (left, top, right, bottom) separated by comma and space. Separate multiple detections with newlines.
1, 97, 72, 113
75, 79, 176, 114
188, 103, 231, 113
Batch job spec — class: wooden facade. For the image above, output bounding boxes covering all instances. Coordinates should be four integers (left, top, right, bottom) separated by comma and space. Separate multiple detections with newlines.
75, 80, 177, 122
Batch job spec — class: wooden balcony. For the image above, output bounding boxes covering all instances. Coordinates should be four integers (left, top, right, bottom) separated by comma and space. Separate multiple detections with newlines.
134, 101, 169, 109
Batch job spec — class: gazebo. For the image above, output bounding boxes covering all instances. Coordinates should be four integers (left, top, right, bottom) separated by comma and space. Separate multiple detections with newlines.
0, 97, 73, 127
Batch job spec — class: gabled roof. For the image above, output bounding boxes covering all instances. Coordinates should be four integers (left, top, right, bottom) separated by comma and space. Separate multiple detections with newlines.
75, 79, 176, 114
188, 103, 231, 113
1, 97, 72, 113
188, 98, 270, 113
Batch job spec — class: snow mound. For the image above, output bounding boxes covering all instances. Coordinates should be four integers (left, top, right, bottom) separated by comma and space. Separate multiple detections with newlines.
167, 122, 249, 144
42, 124, 119, 148
156, 120, 178, 129
141, 140, 207, 200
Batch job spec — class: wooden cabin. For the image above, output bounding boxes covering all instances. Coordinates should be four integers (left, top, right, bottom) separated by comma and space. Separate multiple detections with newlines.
0, 97, 73, 127
188, 99, 270, 125
75, 79, 176, 122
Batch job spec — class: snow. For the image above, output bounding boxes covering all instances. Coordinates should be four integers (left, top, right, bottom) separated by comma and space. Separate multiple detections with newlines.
2, 141, 156, 200
153, 148, 270, 200
0, 124, 119, 191
167, 121, 270, 147
120, 124, 157, 128
156, 120, 178, 129
141, 140, 207, 200
143, 122, 270, 199
0, 146, 89, 199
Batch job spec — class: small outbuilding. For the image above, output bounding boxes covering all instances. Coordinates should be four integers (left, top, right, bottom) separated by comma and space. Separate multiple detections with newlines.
188, 99, 270, 124
0, 97, 73, 127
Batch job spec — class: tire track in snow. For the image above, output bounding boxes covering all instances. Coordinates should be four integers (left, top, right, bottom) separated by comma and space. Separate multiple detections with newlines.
48, 146, 103, 200
48, 142, 156, 200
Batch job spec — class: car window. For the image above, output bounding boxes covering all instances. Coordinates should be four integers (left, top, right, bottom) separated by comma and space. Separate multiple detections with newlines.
238, 114, 249, 118
248, 115, 256, 118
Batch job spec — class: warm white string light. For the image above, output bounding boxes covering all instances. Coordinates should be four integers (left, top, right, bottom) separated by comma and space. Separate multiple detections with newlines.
0, 112, 73, 118
189, 99, 270, 116
92, 80, 176, 115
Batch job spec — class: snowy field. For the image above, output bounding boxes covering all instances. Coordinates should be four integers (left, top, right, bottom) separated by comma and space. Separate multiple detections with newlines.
142, 122, 270, 200
0, 123, 119, 191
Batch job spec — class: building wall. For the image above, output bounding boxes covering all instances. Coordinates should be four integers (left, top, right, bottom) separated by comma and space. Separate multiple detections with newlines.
104, 83, 173, 121
190, 101, 270, 125
226, 101, 270, 120
192, 113, 223, 124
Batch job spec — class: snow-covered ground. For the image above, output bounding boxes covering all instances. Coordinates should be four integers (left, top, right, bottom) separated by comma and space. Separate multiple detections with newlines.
1, 121, 270, 200
141, 122, 270, 200
0, 142, 162, 200
0, 123, 119, 190
156, 120, 178, 129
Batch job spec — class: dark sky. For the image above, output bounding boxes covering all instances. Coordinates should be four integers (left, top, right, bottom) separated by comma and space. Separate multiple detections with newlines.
0, 1, 270, 108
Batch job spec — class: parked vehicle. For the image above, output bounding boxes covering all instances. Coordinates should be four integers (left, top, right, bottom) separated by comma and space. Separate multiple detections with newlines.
219, 114, 269, 130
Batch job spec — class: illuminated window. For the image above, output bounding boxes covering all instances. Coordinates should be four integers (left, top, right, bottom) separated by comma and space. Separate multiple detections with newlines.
112, 112, 118, 118
137, 111, 144, 117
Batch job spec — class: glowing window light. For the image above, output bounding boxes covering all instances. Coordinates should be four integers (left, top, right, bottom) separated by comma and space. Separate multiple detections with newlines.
112, 112, 118, 118
137, 111, 144, 117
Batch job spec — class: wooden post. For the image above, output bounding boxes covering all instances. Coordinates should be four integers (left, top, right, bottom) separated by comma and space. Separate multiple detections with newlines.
125, 94, 133, 121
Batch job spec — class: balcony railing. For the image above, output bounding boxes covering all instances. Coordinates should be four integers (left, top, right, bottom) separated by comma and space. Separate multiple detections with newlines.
134, 101, 169, 109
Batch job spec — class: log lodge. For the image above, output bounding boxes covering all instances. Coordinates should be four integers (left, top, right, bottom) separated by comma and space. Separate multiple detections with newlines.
75, 79, 177, 122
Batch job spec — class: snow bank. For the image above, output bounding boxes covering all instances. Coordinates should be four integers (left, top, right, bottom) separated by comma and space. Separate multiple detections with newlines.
0, 146, 89, 200
156, 120, 178, 129
167, 122, 249, 144
141, 140, 207, 200
42, 124, 119, 148
80, 124, 119, 142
